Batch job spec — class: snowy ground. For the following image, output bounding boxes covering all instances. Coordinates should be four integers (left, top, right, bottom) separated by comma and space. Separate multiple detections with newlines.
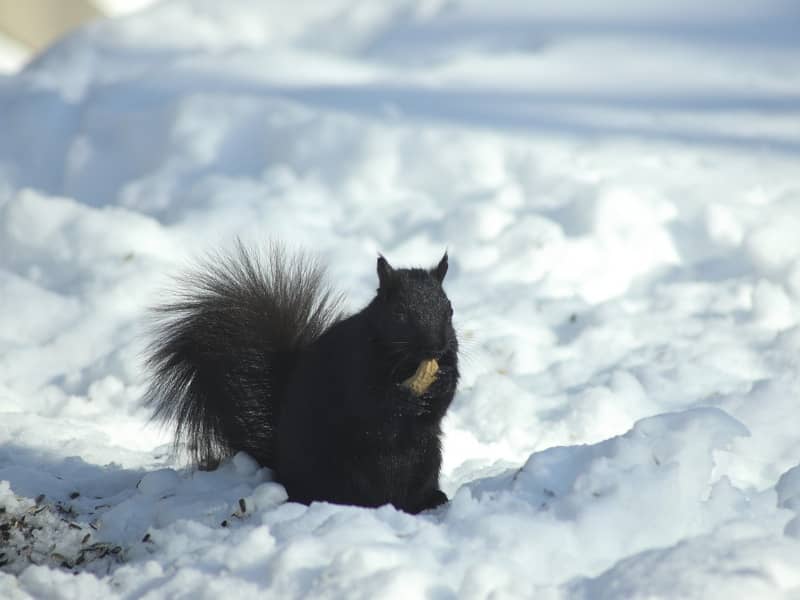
2, 1, 800, 597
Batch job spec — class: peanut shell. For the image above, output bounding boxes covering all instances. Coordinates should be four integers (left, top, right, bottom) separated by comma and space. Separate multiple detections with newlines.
403, 358, 439, 395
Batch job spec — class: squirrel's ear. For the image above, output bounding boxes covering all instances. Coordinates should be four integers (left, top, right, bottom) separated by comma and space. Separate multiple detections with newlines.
432, 252, 448, 283
377, 255, 395, 288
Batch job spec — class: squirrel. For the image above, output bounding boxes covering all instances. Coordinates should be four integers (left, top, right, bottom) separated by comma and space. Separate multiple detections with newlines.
144, 243, 459, 514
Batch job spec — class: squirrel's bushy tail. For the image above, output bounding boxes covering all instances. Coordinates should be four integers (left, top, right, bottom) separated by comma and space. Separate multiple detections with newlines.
144, 242, 343, 469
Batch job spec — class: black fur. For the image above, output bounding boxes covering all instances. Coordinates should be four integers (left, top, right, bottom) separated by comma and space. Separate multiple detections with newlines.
145, 245, 458, 514
144, 242, 344, 468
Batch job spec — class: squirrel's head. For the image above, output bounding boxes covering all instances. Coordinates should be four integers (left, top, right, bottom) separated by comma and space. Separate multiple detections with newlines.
369, 253, 457, 360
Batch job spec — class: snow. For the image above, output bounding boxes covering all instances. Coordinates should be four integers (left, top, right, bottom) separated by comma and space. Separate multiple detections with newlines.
2, 0, 800, 597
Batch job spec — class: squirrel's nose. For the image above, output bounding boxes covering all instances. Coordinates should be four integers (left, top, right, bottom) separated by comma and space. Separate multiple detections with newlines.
419, 333, 447, 359
421, 347, 445, 360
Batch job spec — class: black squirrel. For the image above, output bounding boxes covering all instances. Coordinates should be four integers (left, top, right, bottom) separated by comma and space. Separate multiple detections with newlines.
144, 243, 459, 514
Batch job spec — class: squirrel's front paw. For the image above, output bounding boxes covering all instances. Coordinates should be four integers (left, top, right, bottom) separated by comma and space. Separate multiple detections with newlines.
422, 366, 456, 398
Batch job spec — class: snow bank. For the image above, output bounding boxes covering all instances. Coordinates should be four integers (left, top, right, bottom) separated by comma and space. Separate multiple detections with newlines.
3, 409, 777, 598
2, 0, 800, 597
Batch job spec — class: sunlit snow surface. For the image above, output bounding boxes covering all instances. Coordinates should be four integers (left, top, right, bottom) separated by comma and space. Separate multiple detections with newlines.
2, 1, 800, 597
